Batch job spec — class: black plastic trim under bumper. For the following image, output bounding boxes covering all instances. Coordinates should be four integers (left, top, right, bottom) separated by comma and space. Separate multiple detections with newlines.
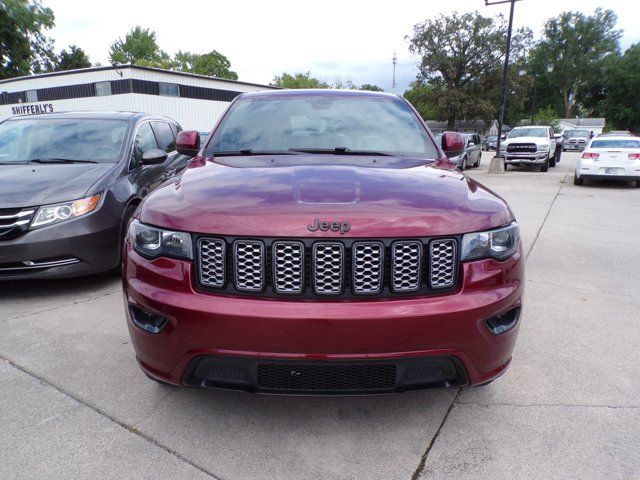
182, 355, 470, 396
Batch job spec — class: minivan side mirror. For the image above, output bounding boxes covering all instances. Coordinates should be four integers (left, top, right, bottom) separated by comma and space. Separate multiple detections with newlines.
176, 130, 201, 157
141, 148, 168, 165
441, 131, 465, 157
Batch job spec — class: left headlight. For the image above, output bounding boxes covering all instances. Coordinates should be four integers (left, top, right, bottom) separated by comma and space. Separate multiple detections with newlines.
129, 219, 192, 260
461, 222, 520, 261
31, 194, 102, 229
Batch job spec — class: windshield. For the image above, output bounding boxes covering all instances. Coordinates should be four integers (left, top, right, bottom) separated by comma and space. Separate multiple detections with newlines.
0, 118, 129, 163
508, 128, 548, 139
206, 95, 438, 158
591, 139, 640, 149
565, 130, 589, 138
487, 136, 497, 141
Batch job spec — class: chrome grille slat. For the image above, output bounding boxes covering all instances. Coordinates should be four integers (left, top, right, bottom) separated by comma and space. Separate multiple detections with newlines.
352, 242, 383, 294
196, 237, 459, 297
312, 242, 344, 295
430, 239, 457, 289
199, 238, 226, 288
234, 240, 265, 291
392, 241, 422, 292
273, 241, 304, 294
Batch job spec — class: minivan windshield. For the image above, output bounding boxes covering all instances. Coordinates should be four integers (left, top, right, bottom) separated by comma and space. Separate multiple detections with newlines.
206, 95, 438, 159
0, 118, 128, 164
565, 130, 590, 138
508, 128, 548, 138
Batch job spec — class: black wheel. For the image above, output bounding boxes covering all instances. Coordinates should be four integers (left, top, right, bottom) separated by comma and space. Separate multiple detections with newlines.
549, 154, 556, 168
474, 155, 480, 167
115, 203, 138, 273
635, 180, 640, 188
460, 156, 467, 171
555, 147, 562, 163
540, 159, 549, 172
574, 173, 584, 185
504, 163, 508, 171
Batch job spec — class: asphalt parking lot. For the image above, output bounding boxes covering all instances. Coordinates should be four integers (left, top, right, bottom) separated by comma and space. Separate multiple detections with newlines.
1, 151, 639, 480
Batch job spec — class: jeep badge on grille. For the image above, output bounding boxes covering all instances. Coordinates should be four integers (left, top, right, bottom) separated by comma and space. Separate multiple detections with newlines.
307, 218, 351, 234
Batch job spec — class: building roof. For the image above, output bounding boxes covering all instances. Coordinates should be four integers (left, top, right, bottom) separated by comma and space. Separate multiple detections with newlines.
0, 64, 274, 89
559, 118, 605, 128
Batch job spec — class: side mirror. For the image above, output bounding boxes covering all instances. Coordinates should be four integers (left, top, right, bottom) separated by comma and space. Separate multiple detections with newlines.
501, 134, 507, 140
141, 148, 168, 165
441, 131, 465, 157
176, 130, 201, 157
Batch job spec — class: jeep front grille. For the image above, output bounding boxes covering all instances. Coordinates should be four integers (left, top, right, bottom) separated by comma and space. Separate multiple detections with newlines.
196, 237, 459, 298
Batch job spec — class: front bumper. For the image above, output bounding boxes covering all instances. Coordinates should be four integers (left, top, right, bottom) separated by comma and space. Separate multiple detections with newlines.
501, 151, 548, 164
0, 206, 121, 280
564, 142, 586, 151
123, 243, 525, 393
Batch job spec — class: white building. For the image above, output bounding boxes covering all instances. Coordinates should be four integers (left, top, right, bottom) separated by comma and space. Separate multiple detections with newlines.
557, 118, 605, 136
0, 65, 277, 131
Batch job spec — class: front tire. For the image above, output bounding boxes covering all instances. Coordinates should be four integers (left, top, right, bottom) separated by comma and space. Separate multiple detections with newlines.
540, 158, 549, 172
460, 156, 467, 171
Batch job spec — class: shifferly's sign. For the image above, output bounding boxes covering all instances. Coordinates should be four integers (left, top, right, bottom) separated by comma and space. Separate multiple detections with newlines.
11, 104, 54, 115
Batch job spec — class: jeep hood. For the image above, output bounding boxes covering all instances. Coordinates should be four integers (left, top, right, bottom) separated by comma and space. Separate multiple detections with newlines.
140, 155, 513, 237
0, 163, 114, 209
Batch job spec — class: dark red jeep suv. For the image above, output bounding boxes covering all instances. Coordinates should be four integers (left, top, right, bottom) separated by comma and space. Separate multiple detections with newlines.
123, 90, 524, 394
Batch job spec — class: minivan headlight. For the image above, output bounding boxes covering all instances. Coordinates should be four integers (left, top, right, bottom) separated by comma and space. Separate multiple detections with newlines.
31, 194, 102, 228
130, 219, 192, 260
461, 222, 520, 261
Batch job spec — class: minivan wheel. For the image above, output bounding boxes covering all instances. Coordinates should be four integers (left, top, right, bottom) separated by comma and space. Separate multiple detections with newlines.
460, 156, 467, 171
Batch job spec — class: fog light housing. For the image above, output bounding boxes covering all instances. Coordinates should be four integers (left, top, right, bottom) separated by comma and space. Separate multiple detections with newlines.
485, 307, 521, 335
129, 304, 169, 334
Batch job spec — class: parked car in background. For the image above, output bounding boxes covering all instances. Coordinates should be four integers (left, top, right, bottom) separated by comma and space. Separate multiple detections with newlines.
574, 135, 640, 187
123, 89, 525, 394
563, 129, 590, 151
0, 111, 189, 280
435, 132, 481, 170
499, 125, 558, 172
483, 135, 498, 151
598, 131, 631, 137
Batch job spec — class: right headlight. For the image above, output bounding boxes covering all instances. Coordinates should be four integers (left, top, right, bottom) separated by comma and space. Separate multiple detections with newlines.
461, 222, 520, 261
129, 219, 192, 260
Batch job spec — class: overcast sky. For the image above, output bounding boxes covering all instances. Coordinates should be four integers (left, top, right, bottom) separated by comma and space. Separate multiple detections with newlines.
45, 0, 639, 92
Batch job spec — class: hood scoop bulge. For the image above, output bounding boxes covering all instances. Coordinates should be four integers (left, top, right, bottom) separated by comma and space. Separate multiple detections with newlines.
293, 181, 361, 204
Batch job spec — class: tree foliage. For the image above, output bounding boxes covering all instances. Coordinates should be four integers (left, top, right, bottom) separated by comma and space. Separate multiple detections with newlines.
407, 11, 532, 128
0, 0, 55, 78
108, 26, 171, 68
173, 50, 238, 80
54, 45, 91, 71
359, 84, 384, 92
597, 44, 640, 131
271, 72, 330, 89
529, 9, 620, 118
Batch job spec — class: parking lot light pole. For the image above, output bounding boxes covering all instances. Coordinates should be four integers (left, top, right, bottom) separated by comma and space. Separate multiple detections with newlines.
486, 0, 519, 173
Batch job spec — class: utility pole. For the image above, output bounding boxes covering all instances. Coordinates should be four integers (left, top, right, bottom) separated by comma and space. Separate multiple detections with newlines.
392, 52, 398, 94
486, 0, 519, 173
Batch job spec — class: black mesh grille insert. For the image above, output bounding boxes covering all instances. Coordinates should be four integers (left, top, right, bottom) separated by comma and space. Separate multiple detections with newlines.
257, 363, 397, 392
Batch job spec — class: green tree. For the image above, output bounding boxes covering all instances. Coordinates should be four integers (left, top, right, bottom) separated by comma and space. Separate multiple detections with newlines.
529, 9, 621, 118
359, 83, 384, 92
0, 0, 55, 78
108, 26, 171, 68
271, 71, 329, 89
54, 44, 91, 71
403, 81, 438, 119
407, 11, 532, 129
173, 50, 238, 80
597, 44, 640, 131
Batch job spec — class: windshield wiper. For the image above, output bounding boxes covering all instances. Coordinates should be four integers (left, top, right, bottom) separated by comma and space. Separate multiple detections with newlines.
28, 158, 99, 164
288, 147, 393, 156
210, 149, 300, 157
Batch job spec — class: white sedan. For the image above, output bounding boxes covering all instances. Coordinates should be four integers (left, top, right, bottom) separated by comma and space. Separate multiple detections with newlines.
574, 135, 640, 187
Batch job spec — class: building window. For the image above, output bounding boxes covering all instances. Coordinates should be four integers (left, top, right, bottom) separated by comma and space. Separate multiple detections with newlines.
95, 81, 112, 96
159, 82, 179, 97
26, 90, 38, 103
